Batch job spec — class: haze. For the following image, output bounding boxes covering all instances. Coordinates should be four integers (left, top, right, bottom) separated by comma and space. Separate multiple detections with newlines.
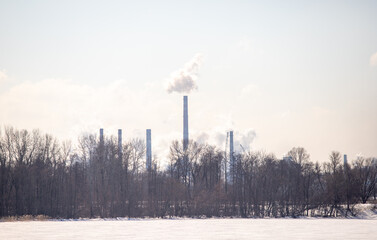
1, 0, 376, 164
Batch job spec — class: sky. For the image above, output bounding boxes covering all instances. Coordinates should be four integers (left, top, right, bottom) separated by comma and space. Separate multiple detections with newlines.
1, 0, 377, 165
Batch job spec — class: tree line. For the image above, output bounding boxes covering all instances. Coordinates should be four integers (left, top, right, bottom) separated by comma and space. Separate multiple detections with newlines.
0, 126, 376, 219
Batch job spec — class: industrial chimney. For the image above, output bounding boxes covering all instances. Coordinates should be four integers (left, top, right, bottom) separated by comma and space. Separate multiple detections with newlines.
229, 131, 234, 167
183, 96, 189, 150
146, 129, 152, 170
229, 131, 234, 183
344, 154, 348, 167
118, 129, 122, 158
100, 128, 104, 144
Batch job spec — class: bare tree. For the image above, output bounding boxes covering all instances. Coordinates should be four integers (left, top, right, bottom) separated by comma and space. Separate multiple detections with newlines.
354, 157, 377, 203
0, 126, 376, 219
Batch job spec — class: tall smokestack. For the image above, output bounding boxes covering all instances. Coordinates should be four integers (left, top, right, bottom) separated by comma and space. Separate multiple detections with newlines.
229, 131, 234, 167
100, 128, 104, 144
146, 129, 152, 170
344, 154, 348, 167
183, 96, 189, 150
229, 131, 234, 184
118, 129, 122, 158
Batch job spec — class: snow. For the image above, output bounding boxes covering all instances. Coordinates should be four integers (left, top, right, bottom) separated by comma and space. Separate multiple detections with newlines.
1, 204, 376, 239
353, 204, 377, 220
1, 218, 376, 240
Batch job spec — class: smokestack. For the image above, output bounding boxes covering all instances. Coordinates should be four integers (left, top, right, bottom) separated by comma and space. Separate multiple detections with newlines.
183, 96, 189, 150
118, 129, 122, 157
229, 131, 234, 167
146, 129, 152, 170
100, 128, 104, 144
344, 154, 348, 167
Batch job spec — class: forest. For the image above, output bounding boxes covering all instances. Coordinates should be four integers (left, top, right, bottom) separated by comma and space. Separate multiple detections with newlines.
0, 126, 376, 219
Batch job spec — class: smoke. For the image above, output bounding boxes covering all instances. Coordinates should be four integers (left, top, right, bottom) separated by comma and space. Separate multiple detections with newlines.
214, 129, 257, 152
234, 129, 257, 152
166, 53, 203, 94
192, 128, 256, 153
214, 131, 227, 147
196, 132, 209, 144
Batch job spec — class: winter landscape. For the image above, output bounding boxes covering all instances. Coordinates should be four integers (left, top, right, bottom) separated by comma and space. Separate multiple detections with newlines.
0, 217, 376, 240
1, 0, 377, 239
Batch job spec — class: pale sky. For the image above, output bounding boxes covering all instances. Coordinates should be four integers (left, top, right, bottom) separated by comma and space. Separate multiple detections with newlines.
1, 0, 376, 165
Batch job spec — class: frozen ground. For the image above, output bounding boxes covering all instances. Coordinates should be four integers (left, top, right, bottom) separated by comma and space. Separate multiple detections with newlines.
1, 218, 376, 240
1, 204, 376, 239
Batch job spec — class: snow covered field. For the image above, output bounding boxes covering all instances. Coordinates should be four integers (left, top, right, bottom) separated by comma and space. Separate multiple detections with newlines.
1, 218, 376, 240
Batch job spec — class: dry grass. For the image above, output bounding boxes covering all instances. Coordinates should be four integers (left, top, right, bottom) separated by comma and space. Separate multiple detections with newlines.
0, 215, 50, 222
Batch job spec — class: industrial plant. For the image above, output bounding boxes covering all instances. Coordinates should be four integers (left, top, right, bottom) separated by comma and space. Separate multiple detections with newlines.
96, 95, 238, 179
95, 94, 234, 202
1, 95, 374, 220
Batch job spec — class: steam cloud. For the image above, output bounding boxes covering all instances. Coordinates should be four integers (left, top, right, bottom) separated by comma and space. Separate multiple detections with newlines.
166, 53, 203, 94
234, 129, 257, 152
197, 129, 256, 153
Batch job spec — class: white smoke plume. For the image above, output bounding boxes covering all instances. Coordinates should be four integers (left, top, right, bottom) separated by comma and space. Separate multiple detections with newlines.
196, 132, 210, 145
234, 129, 257, 152
214, 129, 257, 153
166, 53, 203, 94
192, 129, 256, 153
